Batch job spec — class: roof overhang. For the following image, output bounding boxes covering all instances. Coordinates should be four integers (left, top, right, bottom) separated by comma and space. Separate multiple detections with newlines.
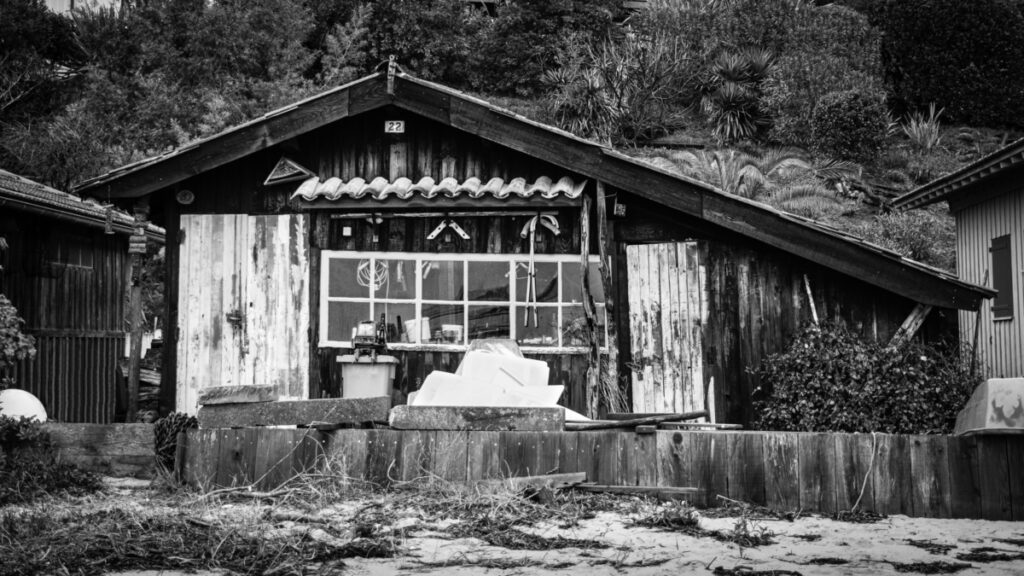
75, 72, 992, 310
893, 138, 1024, 210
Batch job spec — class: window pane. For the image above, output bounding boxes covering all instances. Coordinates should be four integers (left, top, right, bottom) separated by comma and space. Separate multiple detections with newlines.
515, 261, 558, 303
518, 306, 558, 346
562, 305, 606, 347
561, 261, 604, 304
468, 305, 510, 340
374, 259, 415, 300
422, 304, 465, 344
421, 260, 464, 301
329, 258, 366, 298
468, 261, 510, 301
377, 302, 416, 343
327, 301, 370, 343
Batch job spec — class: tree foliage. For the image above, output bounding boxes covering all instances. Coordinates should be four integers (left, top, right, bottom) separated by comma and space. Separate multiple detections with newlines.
869, 0, 1024, 128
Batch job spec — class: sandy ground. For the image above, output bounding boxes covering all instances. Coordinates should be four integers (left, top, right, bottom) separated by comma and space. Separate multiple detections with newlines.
80, 479, 1024, 576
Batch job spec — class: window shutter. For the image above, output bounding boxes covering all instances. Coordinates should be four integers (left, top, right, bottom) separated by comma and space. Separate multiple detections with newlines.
990, 234, 1013, 318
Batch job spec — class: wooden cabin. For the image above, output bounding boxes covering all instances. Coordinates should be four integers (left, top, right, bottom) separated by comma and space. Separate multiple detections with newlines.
894, 140, 1024, 377
0, 169, 165, 422
76, 72, 991, 425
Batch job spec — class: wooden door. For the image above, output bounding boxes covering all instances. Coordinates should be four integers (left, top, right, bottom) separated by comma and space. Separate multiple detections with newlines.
626, 242, 706, 414
177, 214, 309, 413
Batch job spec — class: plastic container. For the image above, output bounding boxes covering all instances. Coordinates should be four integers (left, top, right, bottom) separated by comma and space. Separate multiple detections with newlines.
337, 354, 398, 399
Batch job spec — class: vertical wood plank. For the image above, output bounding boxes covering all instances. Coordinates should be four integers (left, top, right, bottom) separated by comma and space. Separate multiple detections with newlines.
909, 435, 951, 518
365, 429, 400, 488
798, 432, 837, 515
557, 432, 579, 476
978, 436, 1012, 520
657, 431, 694, 489
634, 431, 658, 486
835, 433, 876, 513
398, 430, 436, 482
253, 429, 295, 491
1007, 437, 1024, 521
763, 432, 800, 511
434, 431, 469, 483
216, 428, 258, 488
325, 429, 368, 482
947, 435, 982, 519
872, 434, 913, 516
534, 431, 561, 477
727, 432, 766, 506
575, 432, 600, 484
467, 431, 500, 481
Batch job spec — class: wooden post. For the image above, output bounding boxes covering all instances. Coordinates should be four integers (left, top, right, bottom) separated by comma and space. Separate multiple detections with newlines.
126, 198, 150, 422
580, 193, 600, 418
970, 269, 989, 378
596, 182, 622, 413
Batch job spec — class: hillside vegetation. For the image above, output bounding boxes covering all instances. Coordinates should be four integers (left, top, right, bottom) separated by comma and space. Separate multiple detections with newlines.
3, 0, 1022, 270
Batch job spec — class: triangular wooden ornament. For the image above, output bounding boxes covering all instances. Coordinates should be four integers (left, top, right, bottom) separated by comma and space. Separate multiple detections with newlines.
264, 157, 316, 186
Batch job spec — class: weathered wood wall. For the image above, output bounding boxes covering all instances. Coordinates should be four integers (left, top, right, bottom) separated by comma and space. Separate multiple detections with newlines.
177, 214, 309, 414
180, 427, 1024, 521
626, 242, 706, 415
0, 214, 128, 422
954, 188, 1024, 377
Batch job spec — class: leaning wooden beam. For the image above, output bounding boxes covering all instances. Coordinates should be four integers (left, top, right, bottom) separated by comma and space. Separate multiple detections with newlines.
580, 192, 601, 418
476, 472, 587, 491
887, 303, 934, 349
564, 410, 708, 431
573, 484, 701, 499
197, 397, 390, 428
595, 181, 622, 413
126, 197, 150, 422
657, 422, 743, 430
388, 405, 564, 431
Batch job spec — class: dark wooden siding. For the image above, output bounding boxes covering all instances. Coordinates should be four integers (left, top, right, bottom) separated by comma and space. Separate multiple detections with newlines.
1, 213, 128, 422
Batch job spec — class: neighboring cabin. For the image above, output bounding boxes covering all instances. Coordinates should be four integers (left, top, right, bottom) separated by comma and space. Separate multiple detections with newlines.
76, 72, 991, 425
894, 140, 1024, 377
0, 169, 164, 422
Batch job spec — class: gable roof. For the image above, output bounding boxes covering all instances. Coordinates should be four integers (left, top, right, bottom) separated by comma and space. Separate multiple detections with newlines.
1, 169, 164, 241
893, 138, 1024, 210
75, 72, 991, 310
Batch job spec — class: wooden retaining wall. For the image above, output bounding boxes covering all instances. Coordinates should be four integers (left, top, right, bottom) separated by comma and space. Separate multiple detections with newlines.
180, 428, 1024, 521
45, 423, 155, 478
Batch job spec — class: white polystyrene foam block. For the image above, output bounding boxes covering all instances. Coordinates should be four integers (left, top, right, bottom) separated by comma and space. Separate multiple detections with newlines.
458, 351, 550, 388
413, 370, 563, 407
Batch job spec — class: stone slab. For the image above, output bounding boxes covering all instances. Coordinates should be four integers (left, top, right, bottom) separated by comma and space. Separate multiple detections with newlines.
197, 397, 390, 428
198, 385, 277, 406
388, 405, 564, 431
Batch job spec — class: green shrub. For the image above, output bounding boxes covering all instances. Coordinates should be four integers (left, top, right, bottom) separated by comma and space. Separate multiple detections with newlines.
848, 207, 956, 271
810, 89, 888, 161
753, 323, 978, 434
869, 0, 1024, 128
760, 4, 883, 145
0, 416, 101, 505
0, 294, 35, 388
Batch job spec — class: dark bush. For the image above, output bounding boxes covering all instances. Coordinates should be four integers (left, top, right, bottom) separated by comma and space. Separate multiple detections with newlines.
753, 323, 978, 434
154, 412, 197, 472
869, 0, 1024, 128
0, 416, 101, 505
810, 89, 888, 161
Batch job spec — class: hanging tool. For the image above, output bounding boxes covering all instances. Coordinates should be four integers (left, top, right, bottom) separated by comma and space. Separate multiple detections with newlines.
519, 214, 561, 328
427, 217, 470, 241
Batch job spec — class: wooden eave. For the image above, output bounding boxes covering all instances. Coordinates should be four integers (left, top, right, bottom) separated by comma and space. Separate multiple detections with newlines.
75, 72, 992, 310
893, 138, 1024, 210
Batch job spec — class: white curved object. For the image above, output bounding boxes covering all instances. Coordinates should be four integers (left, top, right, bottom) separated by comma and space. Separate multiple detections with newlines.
0, 388, 47, 422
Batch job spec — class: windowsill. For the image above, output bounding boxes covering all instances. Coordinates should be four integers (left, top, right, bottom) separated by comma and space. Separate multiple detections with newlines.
993, 315, 1014, 323
323, 342, 606, 355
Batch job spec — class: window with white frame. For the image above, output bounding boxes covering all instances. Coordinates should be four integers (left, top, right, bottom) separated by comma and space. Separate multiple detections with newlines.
320, 251, 607, 350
